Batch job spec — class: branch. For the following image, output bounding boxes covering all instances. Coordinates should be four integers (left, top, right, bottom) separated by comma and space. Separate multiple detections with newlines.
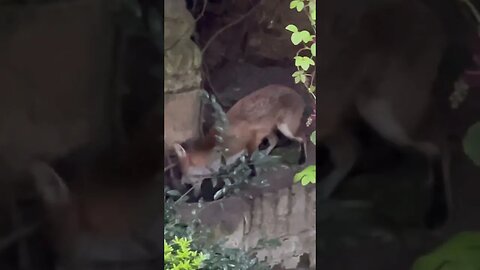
201, 0, 264, 56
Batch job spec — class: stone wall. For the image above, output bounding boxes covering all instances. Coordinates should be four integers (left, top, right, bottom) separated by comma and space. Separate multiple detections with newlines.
164, 0, 203, 149
165, 1, 316, 268
238, 185, 316, 269
177, 183, 316, 269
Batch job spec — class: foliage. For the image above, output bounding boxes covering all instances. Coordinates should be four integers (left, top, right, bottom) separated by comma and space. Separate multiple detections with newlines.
210, 150, 283, 200
286, 0, 317, 185
165, 237, 205, 270
285, 0, 316, 95
164, 198, 278, 270
456, 0, 480, 168
412, 232, 480, 270
415, 2, 480, 268
309, 130, 316, 145
193, 90, 284, 200
463, 121, 480, 166
294, 165, 316, 185
165, 94, 281, 269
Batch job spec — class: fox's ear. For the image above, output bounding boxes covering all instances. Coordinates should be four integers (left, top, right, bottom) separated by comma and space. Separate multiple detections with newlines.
173, 143, 187, 159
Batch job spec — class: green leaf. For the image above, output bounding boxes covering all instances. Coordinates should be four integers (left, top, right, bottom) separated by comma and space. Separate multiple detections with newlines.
311, 43, 316, 56
299, 30, 313, 43
291, 32, 303, 45
463, 122, 480, 166
166, 189, 182, 197
297, 56, 314, 71
296, 1, 305, 12
289, 0, 299, 9
285, 24, 298, 33
310, 131, 316, 145
300, 74, 307, 83
294, 76, 301, 84
412, 232, 480, 270
292, 70, 304, 77
294, 56, 302, 67
294, 165, 316, 185
305, 57, 315, 65
309, 1, 316, 21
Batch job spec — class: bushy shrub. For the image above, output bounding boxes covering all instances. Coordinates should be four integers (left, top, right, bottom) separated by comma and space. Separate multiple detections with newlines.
165, 237, 205, 270
164, 198, 278, 270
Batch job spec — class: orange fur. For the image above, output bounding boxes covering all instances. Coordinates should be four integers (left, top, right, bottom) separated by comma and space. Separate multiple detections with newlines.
173, 84, 307, 187
315, 0, 452, 207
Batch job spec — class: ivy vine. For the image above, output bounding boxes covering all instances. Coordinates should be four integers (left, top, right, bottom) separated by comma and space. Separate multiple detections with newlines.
286, 0, 316, 186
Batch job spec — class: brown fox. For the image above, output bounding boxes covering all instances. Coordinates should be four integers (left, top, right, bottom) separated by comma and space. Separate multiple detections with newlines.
29, 143, 165, 269
315, 0, 453, 218
172, 84, 307, 191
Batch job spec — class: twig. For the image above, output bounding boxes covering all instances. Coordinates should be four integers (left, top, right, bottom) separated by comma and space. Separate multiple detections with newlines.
164, 162, 176, 172
296, 47, 311, 55
308, 69, 316, 101
196, 0, 208, 23
201, 0, 264, 56
303, 6, 316, 34
174, 186, 195, 205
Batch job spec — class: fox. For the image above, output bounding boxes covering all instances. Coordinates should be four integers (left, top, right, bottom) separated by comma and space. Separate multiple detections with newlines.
29, 142, 165, 270
172, 84, 307, 193
315, 0, 456, 225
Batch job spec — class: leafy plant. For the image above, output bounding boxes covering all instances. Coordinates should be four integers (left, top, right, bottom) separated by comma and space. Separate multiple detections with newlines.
164, 197, 278, 270
294, 165, 316, 185
210, 150, 284, 200
286, 0, 317, 185
285, 0, 316, 96
164, 91, 283, 268
165, 237, 205, 270
463, 121, 480, 166
412, 232, 480, 270
185, 90, 284, 200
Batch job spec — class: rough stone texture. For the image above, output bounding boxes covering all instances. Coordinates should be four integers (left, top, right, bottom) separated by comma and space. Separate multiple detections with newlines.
196, 0, 312, 69
166, 2, 316, 268
244, 0, 313, 62
0, 0, 116, 176
172, 108, 317, 269
164, 90, 203, 148
177, 184, 316, 269
164, 0, 203, 149
247, 185, 316, 269
164, 0, 202, 93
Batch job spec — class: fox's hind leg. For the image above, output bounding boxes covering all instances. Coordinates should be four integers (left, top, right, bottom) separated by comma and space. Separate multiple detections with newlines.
356, 96, 451, 227
318, 129, 360, 199
264, 133, 278, 154
277, 120, 307, 164
356, 96, 442, 181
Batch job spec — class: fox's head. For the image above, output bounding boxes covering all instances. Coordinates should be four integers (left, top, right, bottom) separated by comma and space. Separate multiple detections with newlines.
172, 143, 217, 188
